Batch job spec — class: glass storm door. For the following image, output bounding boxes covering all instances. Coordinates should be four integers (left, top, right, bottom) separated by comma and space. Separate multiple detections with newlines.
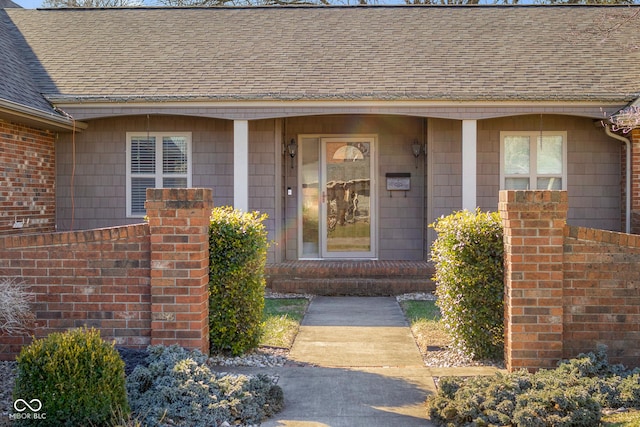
300, 136, 376, 259
320, 138, 375, 258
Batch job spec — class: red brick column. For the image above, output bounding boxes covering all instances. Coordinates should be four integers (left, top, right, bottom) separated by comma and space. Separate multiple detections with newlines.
632, 129, 640, 234
145, 188, 212, 354
499, 190, 568, 372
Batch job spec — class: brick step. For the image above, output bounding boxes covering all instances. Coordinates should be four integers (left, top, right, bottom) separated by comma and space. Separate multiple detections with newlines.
265, 260, 435, 296
267, 277, 435, 296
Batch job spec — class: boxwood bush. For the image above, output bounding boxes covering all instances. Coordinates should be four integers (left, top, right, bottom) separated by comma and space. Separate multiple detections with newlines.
126, 345, 283, 427
430, 209, 504, 360
209, 206, 269, 356
427, 347, 640, 427
13, 327, 129, 427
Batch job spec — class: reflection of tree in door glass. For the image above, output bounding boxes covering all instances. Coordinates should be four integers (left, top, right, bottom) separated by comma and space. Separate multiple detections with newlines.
325, 141, 371, 252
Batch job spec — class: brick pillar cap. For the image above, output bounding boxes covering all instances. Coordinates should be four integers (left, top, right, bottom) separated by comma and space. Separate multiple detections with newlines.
499, 190, 568, 204
146, 188, 212, 203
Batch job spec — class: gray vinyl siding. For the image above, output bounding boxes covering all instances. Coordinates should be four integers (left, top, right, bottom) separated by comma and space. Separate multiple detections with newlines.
429, 119, 463, 218
248, 119, 278, 262
56, 115, 236, 230
477, 115, 622, 231
377, 117, 425, 260
425, 115, 622, 252
56, 117, 129, 231
55, 112, 622, 264
56, 115, 282, 261
192, 118, 234, 205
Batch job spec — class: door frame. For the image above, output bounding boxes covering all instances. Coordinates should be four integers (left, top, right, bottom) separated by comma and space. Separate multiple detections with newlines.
297, 134, 378, 260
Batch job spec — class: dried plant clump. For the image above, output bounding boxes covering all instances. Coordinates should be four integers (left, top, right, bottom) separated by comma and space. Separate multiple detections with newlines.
0, 278, 35, 335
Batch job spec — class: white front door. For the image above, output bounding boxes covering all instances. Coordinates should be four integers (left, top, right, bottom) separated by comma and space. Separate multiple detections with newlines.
300, 136, 376, 259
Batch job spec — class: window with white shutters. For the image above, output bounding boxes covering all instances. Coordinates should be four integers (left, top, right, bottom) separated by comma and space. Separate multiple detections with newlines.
126, 132, 192, 217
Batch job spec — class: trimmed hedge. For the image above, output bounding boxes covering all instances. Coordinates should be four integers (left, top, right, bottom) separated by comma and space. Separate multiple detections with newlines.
427, 347, 640, 427
208, 206, 269, 356
14, 328, 129, 427
430, 209, 504, 360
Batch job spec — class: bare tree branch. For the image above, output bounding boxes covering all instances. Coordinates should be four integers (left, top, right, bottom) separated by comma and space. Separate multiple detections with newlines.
43, 0, 142, 6
608, 105, 640, 134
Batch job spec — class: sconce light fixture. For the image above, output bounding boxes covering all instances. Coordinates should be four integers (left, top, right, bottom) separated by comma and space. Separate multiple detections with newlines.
411, 139, 422, 168
287, 138, 298, 169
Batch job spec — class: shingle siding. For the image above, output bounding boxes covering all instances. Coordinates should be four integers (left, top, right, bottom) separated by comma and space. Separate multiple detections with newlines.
56, 116, 236, 230
477, 115, 622, 231
248, 120, 278, 262
429, 118, 463, 219
377, 118, 425, 260
55, 113, 623, 261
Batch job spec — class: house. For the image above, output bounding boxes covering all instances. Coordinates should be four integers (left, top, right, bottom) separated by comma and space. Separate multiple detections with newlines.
1, 5, 639, 277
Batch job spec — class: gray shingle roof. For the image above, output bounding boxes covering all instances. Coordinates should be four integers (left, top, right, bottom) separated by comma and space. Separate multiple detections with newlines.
2, 5, 640, 106
0, 10, 58, 115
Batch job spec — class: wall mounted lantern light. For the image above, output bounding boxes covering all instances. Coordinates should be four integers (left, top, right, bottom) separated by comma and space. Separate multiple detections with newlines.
411, 139, 422, 168
287, 138, 298, 169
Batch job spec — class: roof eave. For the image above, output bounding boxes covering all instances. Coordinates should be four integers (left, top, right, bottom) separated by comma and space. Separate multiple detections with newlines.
0, 98, 87, 131
44, 93, 640, 104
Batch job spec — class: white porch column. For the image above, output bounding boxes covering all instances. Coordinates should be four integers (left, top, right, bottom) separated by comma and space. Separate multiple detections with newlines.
233, 120, 249, 211
462, 119, 477, 211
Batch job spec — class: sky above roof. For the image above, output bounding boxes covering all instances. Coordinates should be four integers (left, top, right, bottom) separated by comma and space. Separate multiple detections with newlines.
14, 0, 40, 7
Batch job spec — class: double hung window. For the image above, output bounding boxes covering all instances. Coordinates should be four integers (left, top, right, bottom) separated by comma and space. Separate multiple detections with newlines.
500, 131, 567, 191
126, 132, 192, 217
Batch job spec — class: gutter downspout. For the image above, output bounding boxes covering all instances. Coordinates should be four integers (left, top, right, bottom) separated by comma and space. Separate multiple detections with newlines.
604, 124, 631, 234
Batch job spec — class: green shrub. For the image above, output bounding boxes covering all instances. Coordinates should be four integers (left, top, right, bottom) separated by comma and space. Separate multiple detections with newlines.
209, 206, 269, 356
126, 345, 283, 427
551, 346, 640, 410
428, 372, 530, 427
426, 348, 640, 427
13, 327, 129, 427
430, 208, 504, 360
513, 387, 601, 427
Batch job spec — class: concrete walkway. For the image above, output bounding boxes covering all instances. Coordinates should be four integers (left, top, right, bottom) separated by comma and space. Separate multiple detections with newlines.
219, 296, 502, 427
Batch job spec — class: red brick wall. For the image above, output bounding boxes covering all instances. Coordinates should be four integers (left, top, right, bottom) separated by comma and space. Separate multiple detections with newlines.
0, 188, 214, 360
563, 226, 640, 368
0, 224, 152, 360
501, 190, 640, 372
0, 121, 56, 235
